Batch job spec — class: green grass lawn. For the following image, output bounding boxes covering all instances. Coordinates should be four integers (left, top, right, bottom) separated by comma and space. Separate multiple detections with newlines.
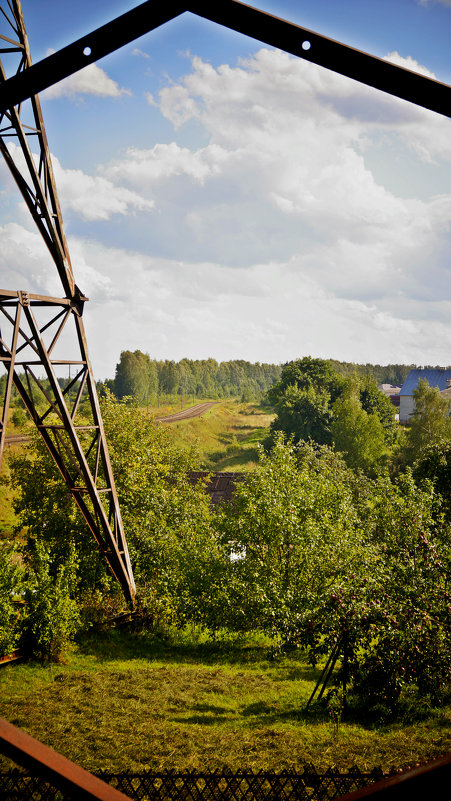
0, 631, 449, 775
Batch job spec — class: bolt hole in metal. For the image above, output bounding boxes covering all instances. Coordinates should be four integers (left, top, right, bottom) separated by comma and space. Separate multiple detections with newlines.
83, 45, 92, 56
302, 40, 311, 50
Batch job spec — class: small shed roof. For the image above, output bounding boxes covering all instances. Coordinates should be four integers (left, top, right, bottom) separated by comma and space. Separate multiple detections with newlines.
400, 368, 451, 396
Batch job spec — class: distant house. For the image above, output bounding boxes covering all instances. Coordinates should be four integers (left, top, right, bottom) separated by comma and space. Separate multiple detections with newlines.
399, 368, 451, 424
378, 383, 401, 407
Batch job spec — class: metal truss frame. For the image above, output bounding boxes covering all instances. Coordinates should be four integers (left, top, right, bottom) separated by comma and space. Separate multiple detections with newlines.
0, 0, 135, 603
0, 289, 135, 602
1, 0, 450, 119
0, 0, 449, 605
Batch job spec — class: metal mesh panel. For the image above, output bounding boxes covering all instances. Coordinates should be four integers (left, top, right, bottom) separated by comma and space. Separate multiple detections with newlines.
0, 767, 384, 801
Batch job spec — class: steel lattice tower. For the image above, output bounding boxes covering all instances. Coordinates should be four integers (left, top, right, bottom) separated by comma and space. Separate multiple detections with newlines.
0, 0, 135, 604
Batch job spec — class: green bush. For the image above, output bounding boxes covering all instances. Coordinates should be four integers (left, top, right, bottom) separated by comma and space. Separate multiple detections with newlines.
0, 544, 23, 656
22, 542, 80, 662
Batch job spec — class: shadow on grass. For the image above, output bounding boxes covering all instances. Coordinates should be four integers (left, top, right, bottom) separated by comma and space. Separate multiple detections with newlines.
76, 629, 278, 669
214, 447, 260, 469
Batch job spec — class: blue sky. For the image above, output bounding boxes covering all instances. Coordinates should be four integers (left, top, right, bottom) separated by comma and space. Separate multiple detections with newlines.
1, 0, 451, 377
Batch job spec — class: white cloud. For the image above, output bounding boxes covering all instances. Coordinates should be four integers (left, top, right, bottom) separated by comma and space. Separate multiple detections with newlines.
98, 49, 451, 271
102, 142, 228, 187
384, 50, 437, 79
0, 222, 60, 295
2, 221, 451, 379
131, 48, 150, 59
43, 50, 130, 99
3, 144, 154, 222
3, 47, 451, 373
51, 155, 154, 221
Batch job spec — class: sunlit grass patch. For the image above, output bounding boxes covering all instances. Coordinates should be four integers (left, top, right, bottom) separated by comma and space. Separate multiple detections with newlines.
0, 630, 449, 774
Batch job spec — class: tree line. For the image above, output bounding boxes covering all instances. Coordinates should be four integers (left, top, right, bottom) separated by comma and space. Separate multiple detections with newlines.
103, 350, 422, 406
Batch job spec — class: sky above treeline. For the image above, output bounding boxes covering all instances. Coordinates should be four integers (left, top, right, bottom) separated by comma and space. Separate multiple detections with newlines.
1, 0, 451, 378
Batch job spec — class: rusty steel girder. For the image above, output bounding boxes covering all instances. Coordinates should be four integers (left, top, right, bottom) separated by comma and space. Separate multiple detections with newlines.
0, 0, 450, 118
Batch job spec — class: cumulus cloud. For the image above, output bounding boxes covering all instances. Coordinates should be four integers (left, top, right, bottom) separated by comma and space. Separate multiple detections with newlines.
95, 49, 451, 272
4, 144, 154, 222
66, 238, 451, 378
43, 50, 130, 99
3, 220, 451, 379
50, 155, 154, 221
102, 142, 228, 187
3, 47, 451, 373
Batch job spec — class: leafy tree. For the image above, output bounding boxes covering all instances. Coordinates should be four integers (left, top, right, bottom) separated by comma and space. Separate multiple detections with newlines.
114, 350, 158, 405
359, 376, 397, 444
0, 543, 23, 656
308, 470, 451, 714
215, 435, 370, 643
413, 439, 451, 522
267, 357, 342, 407
11, 433, 110, 596
350, 471, 451, 711
99, 393, 226, 625
270, 384, 333, 445
267, 360, 395, 471
331, 380, 387, 473
403, 378, 451, 462
10, 393, 226, 637
21, 540, 81, 662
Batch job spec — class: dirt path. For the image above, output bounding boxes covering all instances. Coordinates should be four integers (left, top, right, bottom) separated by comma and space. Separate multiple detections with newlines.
155, 401, 219, 424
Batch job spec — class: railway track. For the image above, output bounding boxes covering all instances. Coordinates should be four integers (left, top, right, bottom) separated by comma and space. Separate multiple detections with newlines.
155, 401, 218, 423
3, 403, 218, 443
4, 434, 31, 445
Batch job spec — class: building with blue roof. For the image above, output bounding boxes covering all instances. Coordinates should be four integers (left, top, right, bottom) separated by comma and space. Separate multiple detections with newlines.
399, 367, 451, 424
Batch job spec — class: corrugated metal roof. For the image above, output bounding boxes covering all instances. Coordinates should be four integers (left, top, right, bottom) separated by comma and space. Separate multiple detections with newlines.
400, 368, 451, 396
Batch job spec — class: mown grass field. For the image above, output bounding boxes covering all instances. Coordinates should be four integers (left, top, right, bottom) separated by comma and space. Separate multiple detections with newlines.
0, 631, 450, 775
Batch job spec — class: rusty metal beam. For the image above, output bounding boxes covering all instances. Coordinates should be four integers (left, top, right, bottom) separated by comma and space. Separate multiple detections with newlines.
0, 1, 186, 113
0, 291, 136, 603
0, 717, 133, 801
0, 0, 450, 118
188, 0, 451, 117
335, 753, 451, 800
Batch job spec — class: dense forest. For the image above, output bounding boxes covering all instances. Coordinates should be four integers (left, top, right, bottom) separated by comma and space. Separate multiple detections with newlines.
103, 350, 423, 405
0, 354, 434, 409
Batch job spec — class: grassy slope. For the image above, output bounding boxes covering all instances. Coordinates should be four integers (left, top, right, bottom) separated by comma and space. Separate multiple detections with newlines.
0, 399, 272, 537
0, 632, 449, 774
158, 400, 274, 471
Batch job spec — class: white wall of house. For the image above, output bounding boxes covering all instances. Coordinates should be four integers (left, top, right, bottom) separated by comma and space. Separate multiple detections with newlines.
399, 395, 415, 425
